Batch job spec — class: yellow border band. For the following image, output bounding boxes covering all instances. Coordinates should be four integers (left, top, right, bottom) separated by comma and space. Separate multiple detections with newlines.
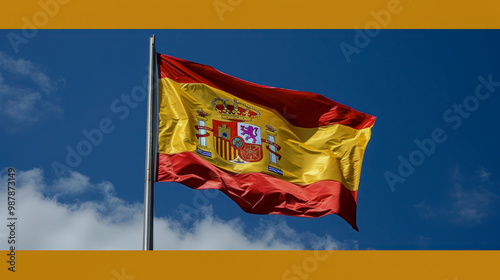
2, 250, 499, 279
1, 0, 500, 29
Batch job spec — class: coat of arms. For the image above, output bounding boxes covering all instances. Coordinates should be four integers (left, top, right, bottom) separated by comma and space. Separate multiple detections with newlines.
194, 98, 283, 175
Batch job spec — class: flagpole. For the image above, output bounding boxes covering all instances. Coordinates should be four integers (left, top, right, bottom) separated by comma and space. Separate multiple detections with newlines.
143, 34, 156, 251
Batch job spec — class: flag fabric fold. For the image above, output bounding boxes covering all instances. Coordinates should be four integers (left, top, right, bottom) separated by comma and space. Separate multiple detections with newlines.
155, 53, 375, 230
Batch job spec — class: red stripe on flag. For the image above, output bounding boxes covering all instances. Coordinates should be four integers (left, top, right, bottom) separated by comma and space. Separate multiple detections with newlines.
158, 53, 375, 130
156, 152, 359, 230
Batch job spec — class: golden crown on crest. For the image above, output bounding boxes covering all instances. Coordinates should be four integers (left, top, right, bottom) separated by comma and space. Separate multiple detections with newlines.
211, 98, 261, 122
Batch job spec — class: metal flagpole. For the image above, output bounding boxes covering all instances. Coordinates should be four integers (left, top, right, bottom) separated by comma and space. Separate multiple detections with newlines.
143, 34, 157, 250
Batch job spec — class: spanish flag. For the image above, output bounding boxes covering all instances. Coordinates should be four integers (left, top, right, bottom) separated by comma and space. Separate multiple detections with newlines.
156, 54, 375, 230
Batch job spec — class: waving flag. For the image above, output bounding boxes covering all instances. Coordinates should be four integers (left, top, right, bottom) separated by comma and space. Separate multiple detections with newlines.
155, 54, 375, 230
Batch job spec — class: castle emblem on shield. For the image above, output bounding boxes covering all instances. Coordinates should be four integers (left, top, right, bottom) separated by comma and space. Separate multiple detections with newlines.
194, 98, 283, 175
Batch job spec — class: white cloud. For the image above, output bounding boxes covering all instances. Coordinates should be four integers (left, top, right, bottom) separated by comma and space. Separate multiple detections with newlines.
52, 171, 93, 195
477, 168, 492, 182
0, 168, 352, 250
449, 183, 496, 224
415, 167, 498, 225
0, 52, 63, 93
0, 52, 64, 124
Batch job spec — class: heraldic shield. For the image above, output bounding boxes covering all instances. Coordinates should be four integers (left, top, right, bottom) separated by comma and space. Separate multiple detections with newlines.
213, 120, 263, 163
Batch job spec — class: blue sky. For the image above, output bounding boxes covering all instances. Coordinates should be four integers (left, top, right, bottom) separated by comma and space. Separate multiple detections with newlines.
0, 30, 499, 250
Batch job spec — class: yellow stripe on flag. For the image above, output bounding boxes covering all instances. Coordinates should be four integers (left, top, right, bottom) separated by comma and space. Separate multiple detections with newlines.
158, 77, 371, 191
